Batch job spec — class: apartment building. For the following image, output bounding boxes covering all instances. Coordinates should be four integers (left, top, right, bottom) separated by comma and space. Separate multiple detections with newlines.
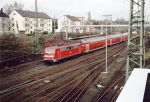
9, 10, 52, 34
58, 15, 86, 33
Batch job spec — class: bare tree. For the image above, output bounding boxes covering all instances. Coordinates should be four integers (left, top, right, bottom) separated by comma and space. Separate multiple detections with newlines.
3, 1, 24, 15
114, 18, 128, 25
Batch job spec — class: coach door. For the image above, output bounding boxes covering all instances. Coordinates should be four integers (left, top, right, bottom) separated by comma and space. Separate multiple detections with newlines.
109, 38, 112, 45
85, 44, 90, 52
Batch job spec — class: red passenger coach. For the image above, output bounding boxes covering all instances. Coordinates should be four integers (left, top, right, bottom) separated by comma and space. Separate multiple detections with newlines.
80, 33, 127, 52
44, 33, 128, 63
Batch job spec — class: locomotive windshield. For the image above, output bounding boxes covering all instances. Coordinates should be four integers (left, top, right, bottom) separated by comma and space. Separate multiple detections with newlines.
45, 48, 55, 53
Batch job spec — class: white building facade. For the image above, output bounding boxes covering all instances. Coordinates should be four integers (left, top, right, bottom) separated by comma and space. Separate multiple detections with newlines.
9, 10, 52, 34
58, 15, 86, 33
0, 8, 9, 34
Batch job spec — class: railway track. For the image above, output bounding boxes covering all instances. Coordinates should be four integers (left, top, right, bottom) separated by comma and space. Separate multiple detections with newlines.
93, 63, 126, 102
0, 43, 126, 102
49, 48, 126, 102
0, 59, 43, 78
0, 43, 125, 88
22, 44, 126, 102
0, 51, 42, 68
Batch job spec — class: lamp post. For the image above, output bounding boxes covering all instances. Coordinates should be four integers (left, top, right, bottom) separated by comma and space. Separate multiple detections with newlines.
105, 18, 108, 73
102, 15, 112, 73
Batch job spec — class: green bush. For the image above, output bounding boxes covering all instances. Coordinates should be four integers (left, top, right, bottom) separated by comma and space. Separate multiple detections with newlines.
27, 32, 35, 36
43, 31, 48, 34
27, 34, 32, 36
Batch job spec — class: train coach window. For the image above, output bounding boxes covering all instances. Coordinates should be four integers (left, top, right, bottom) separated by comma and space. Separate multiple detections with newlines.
61, 47, 67, 51
67, 47, 72, 50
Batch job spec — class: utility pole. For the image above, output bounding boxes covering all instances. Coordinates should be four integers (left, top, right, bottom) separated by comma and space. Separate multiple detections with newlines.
99, 19, 103, 35
35, 0, 38, 50
126, 0, 145, 81
101, 26, 103, 35
66, 26, 68, 39
53, 15, 55, 34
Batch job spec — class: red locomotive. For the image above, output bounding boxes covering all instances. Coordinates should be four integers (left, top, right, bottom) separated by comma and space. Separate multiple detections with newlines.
44, 33, 128, 63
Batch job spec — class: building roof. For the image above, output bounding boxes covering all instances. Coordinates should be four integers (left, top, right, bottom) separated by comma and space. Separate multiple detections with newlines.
15, 10, 51, 19
65, 15, 80, 21
116, 69, 150, 102
0, 8, 9, 18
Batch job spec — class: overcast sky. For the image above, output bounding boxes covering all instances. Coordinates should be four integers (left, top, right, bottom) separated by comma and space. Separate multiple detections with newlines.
0, 0, 150, 20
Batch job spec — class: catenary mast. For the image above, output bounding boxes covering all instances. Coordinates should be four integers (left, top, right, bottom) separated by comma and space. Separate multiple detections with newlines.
126, 0, 145, 81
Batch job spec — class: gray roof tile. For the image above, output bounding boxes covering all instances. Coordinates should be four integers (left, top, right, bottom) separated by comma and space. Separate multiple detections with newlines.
65, 15, 80, 21
16, 10, 51, 19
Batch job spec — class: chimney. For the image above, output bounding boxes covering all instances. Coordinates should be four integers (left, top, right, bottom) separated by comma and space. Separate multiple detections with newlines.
1, 8, 3, 12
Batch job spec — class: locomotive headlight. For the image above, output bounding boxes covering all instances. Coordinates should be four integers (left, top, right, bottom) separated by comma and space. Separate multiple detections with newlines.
49, 55, 54, 57
44, 55, 54, 57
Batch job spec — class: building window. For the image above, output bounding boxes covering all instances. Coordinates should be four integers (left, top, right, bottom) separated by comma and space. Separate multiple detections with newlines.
12, 18, 14, 21
25, 18, 29, 21
40, 24, 44, 27
12, 23, 15, 26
